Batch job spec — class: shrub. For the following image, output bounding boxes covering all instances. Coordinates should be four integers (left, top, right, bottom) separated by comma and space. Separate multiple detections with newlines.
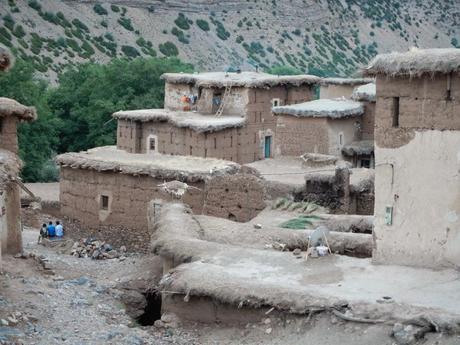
111, 4, 120, 12
159, 41, 178, 56
0, 28, 12, 47
292, 29, 301, 36
211, 18, 230, 40
236, 35, 244, 44
3, 15, 15, 31
93, 4, 108, 15
452, 38, 459, 48
81, 41, 95, 57
28, 0, 41, 12
121, 45, 140, 58
72, 18, 89, 32
42, 11, 59, 25
118, 17, 134, 31
148, 6, 155, 13
171, 27, 189, 44
12, 24, 25, 38
101, 20, 107, 28
56, 12, 71, 28
196, 19, 210, 31
30, 33, 43, 54
174, 13, 191, 30
65, 38, 81, 52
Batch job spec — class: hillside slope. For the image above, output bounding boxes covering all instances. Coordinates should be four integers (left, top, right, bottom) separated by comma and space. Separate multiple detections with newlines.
1, 0, 459, 81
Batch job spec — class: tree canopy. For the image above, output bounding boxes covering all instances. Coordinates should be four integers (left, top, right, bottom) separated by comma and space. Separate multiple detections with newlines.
0, 57, 193, 182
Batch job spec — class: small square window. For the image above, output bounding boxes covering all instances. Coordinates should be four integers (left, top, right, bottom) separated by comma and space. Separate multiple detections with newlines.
101, 195, 109, 210
272, 98, 281, 107
149, 138, 156, 151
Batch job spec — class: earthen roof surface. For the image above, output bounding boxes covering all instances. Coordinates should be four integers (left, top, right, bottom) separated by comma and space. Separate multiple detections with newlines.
113, 109, 245, 133
365, 48, 460, 77
0, 97, 37, 121
0, 44, 14, 71
272, 98, 364, 118
351, 83, 376, 102
161, 71, 320, 88
56, 146, 240, 182
342, 140, 374, 156
320, 77, 374, 86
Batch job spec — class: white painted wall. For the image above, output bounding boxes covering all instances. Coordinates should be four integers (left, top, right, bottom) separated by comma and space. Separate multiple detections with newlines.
326, 118, 361, 157
373, 130, 460, 268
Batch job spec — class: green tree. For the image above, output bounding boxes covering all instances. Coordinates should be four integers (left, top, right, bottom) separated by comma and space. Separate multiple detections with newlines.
0, 59, 62, 182
48, 57, 193, 154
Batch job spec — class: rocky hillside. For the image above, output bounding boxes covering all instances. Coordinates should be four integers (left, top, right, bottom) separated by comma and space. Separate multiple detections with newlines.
1, 0, 459, 81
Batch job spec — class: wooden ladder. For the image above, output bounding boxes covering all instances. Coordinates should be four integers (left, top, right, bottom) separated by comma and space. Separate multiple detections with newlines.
215, 82, 232, 117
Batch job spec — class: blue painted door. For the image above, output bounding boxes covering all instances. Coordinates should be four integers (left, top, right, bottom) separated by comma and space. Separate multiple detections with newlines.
264, 136, 272, 158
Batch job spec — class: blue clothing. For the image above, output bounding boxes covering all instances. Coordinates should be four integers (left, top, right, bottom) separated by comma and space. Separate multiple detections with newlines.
56, 224, 63, 237
47, 225, 56, 237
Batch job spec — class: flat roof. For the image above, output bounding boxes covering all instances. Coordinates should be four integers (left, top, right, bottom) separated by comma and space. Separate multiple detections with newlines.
161, 71, 320, 88
56, 146, 240, 182
351, 83, 376, 102
272, 98, 364, 119
320, 77, 374, 86
365, 48, 460, 77
113, 109, 245, 133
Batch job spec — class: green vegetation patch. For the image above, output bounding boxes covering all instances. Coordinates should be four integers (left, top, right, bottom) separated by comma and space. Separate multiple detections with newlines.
280, 215, 322, 229
159, 41, 179, 56
196, 19, 210, 31
174, 13, 191, 30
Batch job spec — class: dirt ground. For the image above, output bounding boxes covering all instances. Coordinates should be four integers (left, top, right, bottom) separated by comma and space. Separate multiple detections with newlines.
1, 227, 460, 344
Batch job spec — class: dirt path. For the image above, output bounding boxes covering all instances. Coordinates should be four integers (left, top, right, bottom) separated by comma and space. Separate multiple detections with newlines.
1, 228, 458, 345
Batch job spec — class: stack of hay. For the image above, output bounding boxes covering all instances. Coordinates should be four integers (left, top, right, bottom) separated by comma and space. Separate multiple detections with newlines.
71, 238, 126, 260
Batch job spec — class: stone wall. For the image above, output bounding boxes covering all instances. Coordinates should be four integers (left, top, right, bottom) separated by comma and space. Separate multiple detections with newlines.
203, 172, 266, 222
0, 117, 18, 154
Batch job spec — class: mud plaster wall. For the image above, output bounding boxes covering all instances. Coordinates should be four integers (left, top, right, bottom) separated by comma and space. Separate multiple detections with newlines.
0, 117, 18, 154
320, 84, 356, 99
327, 117, 361, 157
117, 120, 142, 153
1, 182, 21, 254
351, 191, 374, 216
274, 116, 329, 157
375, 74, 460, 148
203, 173, 266, 222
59, 167, 205, 238
361, 102, 375, 140
373, 130, 460, 269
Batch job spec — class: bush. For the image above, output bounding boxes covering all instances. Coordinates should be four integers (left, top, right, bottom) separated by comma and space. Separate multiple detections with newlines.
28, 0, 41, 12
72, 18, 89, 32
121, 45, 140, 58
101, 20, 108, 28
452, 38, 459, 48
171, 27, 189, 44
111, 4, 120, 12
118, 17, 134, 31
196, 19, 210, 31
0, 28, 12, 47
42, 11, 59, 25
30, 33, 44, 54
236, 35, 244, 44
12, 24, 25, 38
159, 41, 178, 56
174, 13, 191, 30
93, 4, 108, 15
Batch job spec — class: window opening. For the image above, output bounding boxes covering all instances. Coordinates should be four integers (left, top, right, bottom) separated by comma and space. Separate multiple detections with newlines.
392, 97, 400, 127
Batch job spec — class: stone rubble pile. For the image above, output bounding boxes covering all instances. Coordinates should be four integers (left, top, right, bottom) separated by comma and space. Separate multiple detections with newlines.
71, 238, 127, 260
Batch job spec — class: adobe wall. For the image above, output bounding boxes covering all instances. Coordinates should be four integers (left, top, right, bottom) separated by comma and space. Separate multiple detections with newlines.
274, 116, 329, 157
320, 84, 355, 99
0, 117, 18, 154
1, 182, 21, 254
373, 130, 460, 269
59, 167, 205, 248
203, 172, 266, 222
361, 101, 375, 140
117, 119, 142, 153
326, 117, 361, 157
164, 82, 193, 111
375, 74, 460, 148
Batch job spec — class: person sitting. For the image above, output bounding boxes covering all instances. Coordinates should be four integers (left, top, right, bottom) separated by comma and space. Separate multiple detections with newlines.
38, 223, 47, 244
55, 221, 64, 238
47, 221, 56, 238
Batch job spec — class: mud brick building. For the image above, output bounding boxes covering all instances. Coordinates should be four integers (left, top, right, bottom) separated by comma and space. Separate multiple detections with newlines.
366, 48, 460, 269
272, 98, 372, 166
115, 72, 320, 164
